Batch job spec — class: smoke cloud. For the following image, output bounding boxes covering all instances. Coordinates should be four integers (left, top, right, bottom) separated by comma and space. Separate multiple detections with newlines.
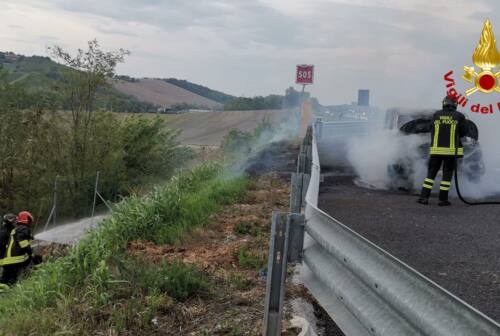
321, 106, 500, 199
346, 128, 427, 190
456, 112, 500, 199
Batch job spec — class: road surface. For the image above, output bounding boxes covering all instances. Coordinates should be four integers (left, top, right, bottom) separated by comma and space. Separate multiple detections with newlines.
318, 174, 500, 322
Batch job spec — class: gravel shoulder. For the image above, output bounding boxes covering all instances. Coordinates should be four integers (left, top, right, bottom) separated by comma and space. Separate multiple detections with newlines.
318, 175, 500, 322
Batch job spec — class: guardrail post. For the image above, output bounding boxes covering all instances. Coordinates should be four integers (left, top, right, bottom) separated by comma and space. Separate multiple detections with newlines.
290, 173, 303, 213
290, 172, 311, 214
263, 212, 290, 336
287, 213, 305, 263
304, 145, 312, 174
304, 126, 312, 145
302, 173, 311, 206
314, 118, 323, 140
297, 151, 306, 174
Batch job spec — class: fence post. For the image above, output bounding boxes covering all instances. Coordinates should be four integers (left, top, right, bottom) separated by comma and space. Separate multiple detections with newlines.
53, 176, 58, 228
91, 171, 100, 219
263, 212, 290, 336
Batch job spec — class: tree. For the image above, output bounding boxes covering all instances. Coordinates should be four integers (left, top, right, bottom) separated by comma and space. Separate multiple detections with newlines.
119, 116, 194, 190
0, 42, 191, 221
0, 69, 59, 214
223, 95, 283, 111
48, 40, 130, 213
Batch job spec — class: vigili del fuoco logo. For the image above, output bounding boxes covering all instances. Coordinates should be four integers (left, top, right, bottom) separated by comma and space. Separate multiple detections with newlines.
444, 19, 500, 115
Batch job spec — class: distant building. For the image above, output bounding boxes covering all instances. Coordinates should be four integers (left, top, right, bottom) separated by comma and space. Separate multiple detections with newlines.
358, 89, 370, 106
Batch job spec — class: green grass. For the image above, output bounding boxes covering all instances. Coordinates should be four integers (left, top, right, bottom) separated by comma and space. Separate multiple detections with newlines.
125, 257, 211, 301
0, 162, 248, 335
237, 247, 266, 270
233, 220, 262, 237
228, 272, 254, 291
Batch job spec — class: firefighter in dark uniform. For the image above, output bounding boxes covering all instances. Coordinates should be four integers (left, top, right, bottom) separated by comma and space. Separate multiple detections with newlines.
0, 211, 34, 285
0, 213, 17, 291
417, 96, 468, 206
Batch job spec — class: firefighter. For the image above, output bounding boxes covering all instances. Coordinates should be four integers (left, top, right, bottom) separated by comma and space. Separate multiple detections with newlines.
0, 214, 17, 291
0, 211, 34, 285
0, 213, 17, 258
417, 96, 468, 206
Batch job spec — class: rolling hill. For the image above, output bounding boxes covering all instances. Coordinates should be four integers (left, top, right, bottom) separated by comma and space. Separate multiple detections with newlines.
0, 51, 232, 111
139, 109, 292, 146
113, 78, 222, 109
163, 78, 234, 103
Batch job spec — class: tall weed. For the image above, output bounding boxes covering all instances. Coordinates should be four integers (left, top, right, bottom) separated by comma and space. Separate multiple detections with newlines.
0, 163, 247, 334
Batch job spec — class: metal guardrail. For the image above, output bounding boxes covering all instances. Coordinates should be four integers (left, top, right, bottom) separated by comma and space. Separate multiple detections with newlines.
263, 124, 500, 336
315, 120, 369, 140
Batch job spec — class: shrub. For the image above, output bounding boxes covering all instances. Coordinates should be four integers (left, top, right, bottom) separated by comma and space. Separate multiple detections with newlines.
124, 258, 211, 301
233, 221, 261, 237
234, 221, 253, 235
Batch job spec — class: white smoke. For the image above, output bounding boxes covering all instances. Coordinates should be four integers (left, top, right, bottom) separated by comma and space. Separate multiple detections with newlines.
454, 112, 500, 199
346, 128, 427, 190
335, 106, 500, 199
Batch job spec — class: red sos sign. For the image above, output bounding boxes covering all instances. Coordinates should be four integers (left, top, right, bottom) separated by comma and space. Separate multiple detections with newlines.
296, 65, 314, 84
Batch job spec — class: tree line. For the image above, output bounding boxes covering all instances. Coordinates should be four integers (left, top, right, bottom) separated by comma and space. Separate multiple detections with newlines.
0, 40, 193, 224
222, 87, 312, 111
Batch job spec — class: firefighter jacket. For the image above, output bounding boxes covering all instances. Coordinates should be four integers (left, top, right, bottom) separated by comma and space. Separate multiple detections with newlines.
0, 224, 32, 266
429, 108, 467, 156
0, 222, 14, 260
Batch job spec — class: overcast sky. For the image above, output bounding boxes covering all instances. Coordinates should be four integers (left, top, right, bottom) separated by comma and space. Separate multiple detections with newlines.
2, 0, 500, 108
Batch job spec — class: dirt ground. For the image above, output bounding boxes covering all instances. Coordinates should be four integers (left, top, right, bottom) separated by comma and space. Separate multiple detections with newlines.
128, 174, 310, 335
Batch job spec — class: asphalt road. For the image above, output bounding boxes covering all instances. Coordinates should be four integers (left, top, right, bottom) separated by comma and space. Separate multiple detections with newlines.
318, 174, 500, 322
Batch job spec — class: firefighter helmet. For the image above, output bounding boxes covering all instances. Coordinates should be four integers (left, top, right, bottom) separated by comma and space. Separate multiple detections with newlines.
2, 213, 17, 225
17, 211, 33, 225
442, 95, 458, 110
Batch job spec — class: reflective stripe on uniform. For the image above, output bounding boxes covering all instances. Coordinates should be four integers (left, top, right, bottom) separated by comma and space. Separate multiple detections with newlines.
440, 180, 451, 191
6, 229, 15, 258
19, 240, 30, 248
0, 254, 28, 266
423, 183, 433, 189
430, 147, 464, 155
433, 121, 440, 148
450, 124, 456, 149
0, 228, 29, 266
425, 178, 434, 184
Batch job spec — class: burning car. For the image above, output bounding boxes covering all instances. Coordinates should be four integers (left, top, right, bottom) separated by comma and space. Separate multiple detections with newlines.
385, 108, 485, 191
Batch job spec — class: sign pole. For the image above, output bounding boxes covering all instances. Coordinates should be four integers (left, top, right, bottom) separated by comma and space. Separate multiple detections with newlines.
295, 64, 314, 136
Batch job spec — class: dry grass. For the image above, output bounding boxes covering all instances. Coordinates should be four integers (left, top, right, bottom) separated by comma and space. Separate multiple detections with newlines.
125, 174, 298, 335
113, 78, 221, 108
